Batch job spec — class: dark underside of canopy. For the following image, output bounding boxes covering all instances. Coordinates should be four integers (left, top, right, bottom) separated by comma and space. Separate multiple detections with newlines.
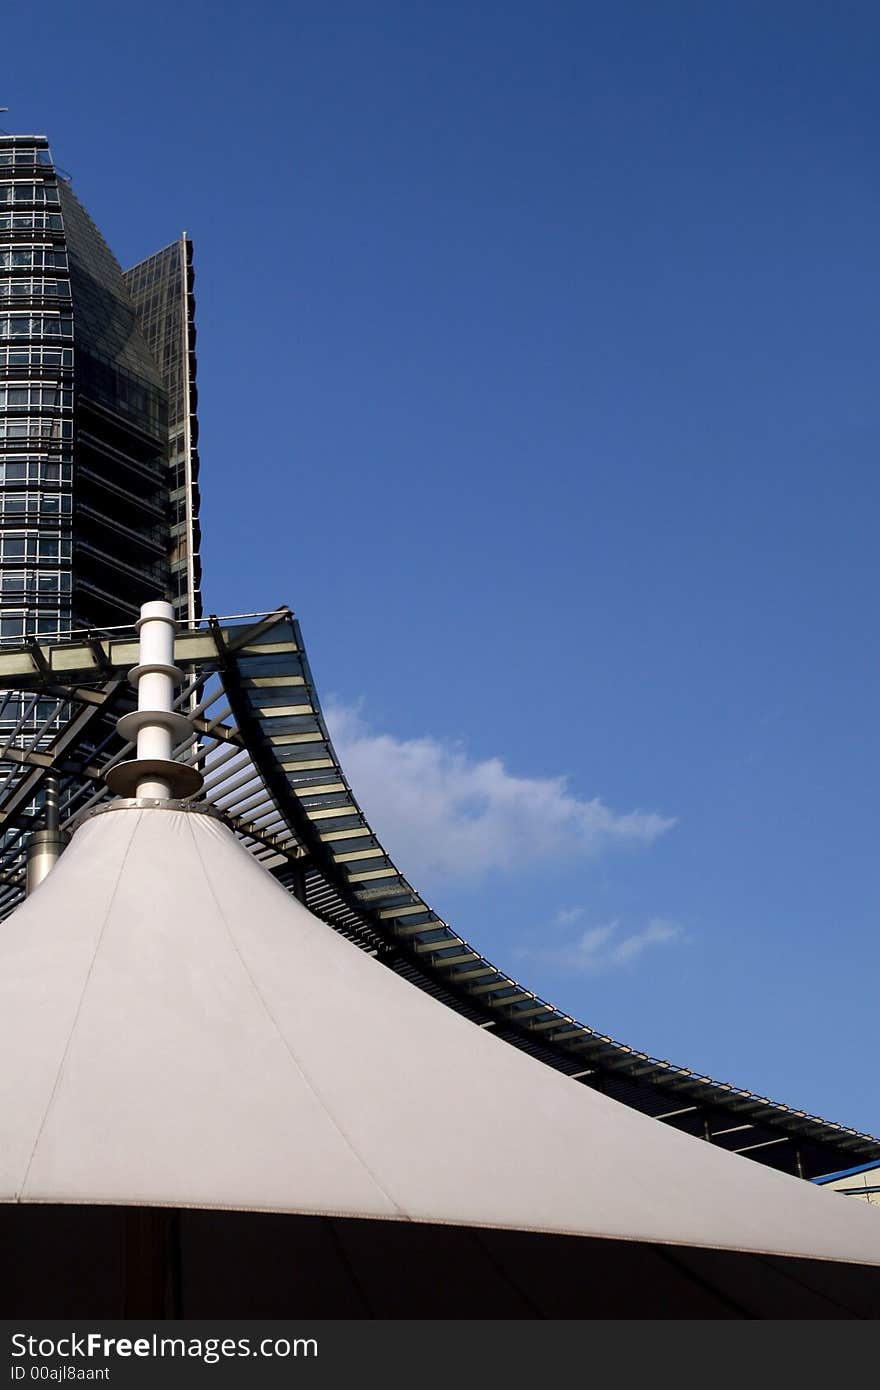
1, 1205, 877, 1319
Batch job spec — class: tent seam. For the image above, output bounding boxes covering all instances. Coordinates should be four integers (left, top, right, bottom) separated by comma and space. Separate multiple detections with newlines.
17, 811, 143, 1200
186, 817, 407, 1220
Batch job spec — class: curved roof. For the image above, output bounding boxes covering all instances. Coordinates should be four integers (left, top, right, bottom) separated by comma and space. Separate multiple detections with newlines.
0, 610, 876, 1179
2, 802, 879, 1283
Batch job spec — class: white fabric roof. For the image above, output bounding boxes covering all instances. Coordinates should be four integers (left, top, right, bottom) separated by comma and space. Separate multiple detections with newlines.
1, 805, 878, 1268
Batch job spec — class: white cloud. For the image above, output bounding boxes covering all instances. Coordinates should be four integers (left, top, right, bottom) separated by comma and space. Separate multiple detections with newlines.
555, 905, 588, 928
323, 700, 675, 886
516, 911, 685, 974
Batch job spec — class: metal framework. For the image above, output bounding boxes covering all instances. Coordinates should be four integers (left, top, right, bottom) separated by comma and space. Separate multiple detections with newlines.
0, 608, 876, 1181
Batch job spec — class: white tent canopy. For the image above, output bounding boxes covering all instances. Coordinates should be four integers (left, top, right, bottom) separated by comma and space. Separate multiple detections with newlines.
1, 805, 878, 1315
3, 804, 879, 1254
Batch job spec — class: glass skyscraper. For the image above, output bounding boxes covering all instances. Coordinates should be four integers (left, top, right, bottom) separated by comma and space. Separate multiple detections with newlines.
0, 132, 201, 649
123, 239, 201, 624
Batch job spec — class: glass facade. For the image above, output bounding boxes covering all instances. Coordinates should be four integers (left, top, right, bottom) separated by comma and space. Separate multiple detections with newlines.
124, 239, 202, 622
0, 138, 73, 652
0, 132, 202, 647
0, 136, 202, 891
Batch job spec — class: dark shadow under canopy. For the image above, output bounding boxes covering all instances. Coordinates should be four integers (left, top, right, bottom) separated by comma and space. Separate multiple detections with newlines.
2, 1205, 878, 1319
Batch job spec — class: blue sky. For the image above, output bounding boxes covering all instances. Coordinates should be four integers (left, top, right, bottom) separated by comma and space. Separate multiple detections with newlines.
5, 2, 879, 1133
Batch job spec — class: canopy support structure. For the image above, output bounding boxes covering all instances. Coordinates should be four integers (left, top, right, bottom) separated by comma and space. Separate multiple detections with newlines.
25, 773, 69, 896
105, 601, 203, 802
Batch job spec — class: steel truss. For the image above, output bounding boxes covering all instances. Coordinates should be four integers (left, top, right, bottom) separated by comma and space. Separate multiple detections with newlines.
0, 607, 875, 1181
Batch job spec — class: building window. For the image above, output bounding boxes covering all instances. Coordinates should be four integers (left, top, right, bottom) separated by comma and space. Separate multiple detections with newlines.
0, 183, 60, 207
0, 212, 64, 232
0, 384, 72, 409
0, 248, 68, 272
0, 458, 70, 486
0, 149, 53, 167
0, 570, 72, 599
0, 418, 72, 440
0, 279, 71, 300
0, 345, 71, 370
0, 313, 73, 339
0, 534, 71, 563
0, 494, 72, 517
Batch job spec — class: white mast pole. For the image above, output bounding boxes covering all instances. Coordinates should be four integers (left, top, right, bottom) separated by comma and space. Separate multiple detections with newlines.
104, 600, 203, 802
